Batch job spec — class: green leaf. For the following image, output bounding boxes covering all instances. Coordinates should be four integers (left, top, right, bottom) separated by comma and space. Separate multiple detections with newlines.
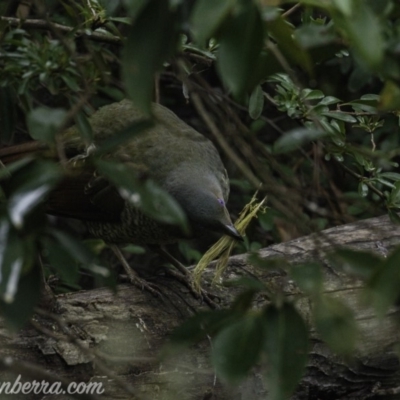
168, 310, 240, 349
224, 276, 267, 292
51, 230, 95, 265
248, 85, 264, 120
122, 0, 179, 114
314, 296, 357, 355
295, 24, 337, 49
217, 3, 264, 96
42, 237, 79, 285
27, 107, 67, 143
273, 128, 326, 154
123, 0, 149, 20
379, 81, 400, 110
388, 209, 400, 224
0, 157, 35, 181
6, 161, 61, 229
212, 313, 265, 383
122, 244, 146, 254
301, 89, 324, 100
263, 303, 309, 400
96, 160, 188, 232
388, 182, 400, 206
0, 218, 24, 303
74, 110, 93, 144
289, 262, 323, 295
267, 16, 312, 74
0, 262, 41, 331
331, 248, 382, 279
318, 96, 341, 105
321, 111, 357, 123
358, 182, 368, 197
379, 172, 400, 182
367, 246, 400, 316
190, 0, 237, 45
248, 251, 288, 270
361, 94, 380, 101
332, 0, 384, 69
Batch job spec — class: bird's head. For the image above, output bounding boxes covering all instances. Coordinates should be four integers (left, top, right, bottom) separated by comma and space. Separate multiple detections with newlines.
169, 173, 242, 241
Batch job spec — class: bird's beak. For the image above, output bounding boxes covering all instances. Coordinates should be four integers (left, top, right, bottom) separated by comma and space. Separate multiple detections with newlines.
223, 224, 243, 241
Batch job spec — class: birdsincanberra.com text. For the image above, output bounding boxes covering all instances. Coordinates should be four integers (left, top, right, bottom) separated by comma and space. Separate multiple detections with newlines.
0, 375, 104, 395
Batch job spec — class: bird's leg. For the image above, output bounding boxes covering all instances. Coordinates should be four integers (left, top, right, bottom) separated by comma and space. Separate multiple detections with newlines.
110, 245, 162, 298
154, 246, 219, 309
156, 246, 190, 277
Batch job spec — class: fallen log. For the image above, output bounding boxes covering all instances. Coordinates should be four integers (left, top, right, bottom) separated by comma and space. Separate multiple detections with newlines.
1, 214, 400, 399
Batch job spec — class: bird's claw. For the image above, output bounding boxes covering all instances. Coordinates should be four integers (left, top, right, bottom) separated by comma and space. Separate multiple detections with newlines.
120, 272, 163, 298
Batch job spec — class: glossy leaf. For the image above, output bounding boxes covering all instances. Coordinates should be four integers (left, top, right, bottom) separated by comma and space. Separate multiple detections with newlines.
379, 172, 400, 182
248, 252, 288, 270
301, 89, 324, 100
273, 128, 326, 154
51, 229, 113, 288
190, 0, 236, 45
379, 81, 400, 110
212, 313, 265, 383
123, 0, 149, 19
267, 16, 312, 74
0, 218, 24, 303
367, 246, 400, 316
388, 209, 400, 224
27, 107, 67, 143
331, 248, 382, 279
321, 111, 357, 123
358, 182, 368, 197
289, 262, 323, 295
217, 3, 264, 96
319, 96, 341, 105
332, 0, 384, 69
0, 262, 41, 331
388, 182, 400, 206
74, 110, 93, 144
122, 0, 179, 114
6, 161, 61, 229
314, 296, 357, 355
263, 303, 309, 400
249, 85, 264, 120
168, 310, 240, 349
42, 237, 79, 285
96, 160, 188, 232
224, 276, 267, 292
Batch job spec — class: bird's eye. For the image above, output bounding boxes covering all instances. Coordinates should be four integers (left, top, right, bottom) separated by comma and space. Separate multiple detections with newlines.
218, 198, 225, 206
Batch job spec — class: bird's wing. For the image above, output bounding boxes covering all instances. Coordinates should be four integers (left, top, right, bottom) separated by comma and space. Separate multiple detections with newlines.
46, 171, 124, 222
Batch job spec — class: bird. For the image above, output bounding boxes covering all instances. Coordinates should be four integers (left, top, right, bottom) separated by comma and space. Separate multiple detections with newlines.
0, 100, 241, 302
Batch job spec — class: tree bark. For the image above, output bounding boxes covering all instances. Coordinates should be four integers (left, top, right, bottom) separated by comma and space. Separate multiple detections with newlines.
1, 214, 400, 400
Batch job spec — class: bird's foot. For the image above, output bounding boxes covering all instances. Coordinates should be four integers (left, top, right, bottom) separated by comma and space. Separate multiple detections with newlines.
163, 267, 219, 309
120, 270, 163, 298
111, 244, 163, 298
152, 246, 220, 308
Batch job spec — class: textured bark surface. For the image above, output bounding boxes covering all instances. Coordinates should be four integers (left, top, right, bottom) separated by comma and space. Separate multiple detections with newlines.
1, 214, 400, 399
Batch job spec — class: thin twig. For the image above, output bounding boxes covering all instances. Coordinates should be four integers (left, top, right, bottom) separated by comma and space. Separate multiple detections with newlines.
0, 16, 122, 45
191, 91, 261, 188
282, 3, 302, 18
338, 162, 385, 199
